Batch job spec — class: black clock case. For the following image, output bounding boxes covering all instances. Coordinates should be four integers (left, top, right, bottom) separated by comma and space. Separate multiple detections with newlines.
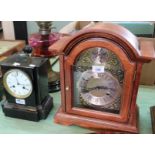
0, 53, 53, 121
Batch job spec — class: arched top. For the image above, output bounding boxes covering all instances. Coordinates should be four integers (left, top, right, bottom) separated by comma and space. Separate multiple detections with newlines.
49, 23, 155, 62
86, 23, 139, 51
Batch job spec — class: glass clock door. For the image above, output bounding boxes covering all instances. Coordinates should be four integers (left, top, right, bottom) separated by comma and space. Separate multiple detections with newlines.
64, 39, 136, 122
73, 47, 124, 114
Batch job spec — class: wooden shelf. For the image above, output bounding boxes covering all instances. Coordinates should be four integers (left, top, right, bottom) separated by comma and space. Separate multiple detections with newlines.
0, 40, 25, 57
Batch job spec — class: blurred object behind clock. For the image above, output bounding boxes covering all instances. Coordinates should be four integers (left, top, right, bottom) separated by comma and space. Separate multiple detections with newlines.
0, 40, 25, 101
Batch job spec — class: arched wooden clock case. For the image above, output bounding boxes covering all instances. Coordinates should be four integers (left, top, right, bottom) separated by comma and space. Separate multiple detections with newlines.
49, 23, 155, 133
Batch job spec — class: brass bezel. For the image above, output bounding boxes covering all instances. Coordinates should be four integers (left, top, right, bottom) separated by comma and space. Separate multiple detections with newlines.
3, 69, 33, 99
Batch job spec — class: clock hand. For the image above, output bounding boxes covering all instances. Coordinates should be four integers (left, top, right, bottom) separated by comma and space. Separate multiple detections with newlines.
22, 86, 29, 90
24, 87, 29, 90
13, 75, 20, 85
14, 71, 24, 85
82, 87, 101, 93
14, 77, 28, 86
84, 86, 116, 92
16, 79, 20, 85
100, 86, 116, 91
18, 83, 30, 86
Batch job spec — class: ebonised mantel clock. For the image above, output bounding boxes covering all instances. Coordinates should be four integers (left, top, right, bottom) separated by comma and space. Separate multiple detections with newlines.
49, 23, 155, 133
0, 47, 53, 121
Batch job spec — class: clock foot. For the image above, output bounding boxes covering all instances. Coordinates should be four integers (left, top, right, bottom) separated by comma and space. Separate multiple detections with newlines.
2, 95, 53, 122
38, 95, 53, 119
54, 106, 139, 133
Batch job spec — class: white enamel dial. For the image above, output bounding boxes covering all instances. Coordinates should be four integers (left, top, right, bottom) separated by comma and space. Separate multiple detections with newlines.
3, 69, 33, 98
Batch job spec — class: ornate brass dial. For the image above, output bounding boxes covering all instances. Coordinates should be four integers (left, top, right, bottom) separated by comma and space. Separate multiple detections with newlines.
78, 70, 121, 108
74, 47, 124, 112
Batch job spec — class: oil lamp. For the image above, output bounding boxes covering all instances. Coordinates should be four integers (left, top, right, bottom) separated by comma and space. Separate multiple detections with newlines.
29, 21, 63, 92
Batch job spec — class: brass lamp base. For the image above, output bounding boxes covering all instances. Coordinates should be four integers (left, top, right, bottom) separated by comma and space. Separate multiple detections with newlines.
48, 70, 60, 93
47, 59, 60, 93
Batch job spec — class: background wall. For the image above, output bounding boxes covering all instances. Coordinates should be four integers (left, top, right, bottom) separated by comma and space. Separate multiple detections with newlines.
1, 21, 15, 40
26, 21, 71, 36
3, 21, 154, 40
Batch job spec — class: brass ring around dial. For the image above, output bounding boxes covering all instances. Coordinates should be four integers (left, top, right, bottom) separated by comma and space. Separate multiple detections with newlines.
78, 70, 121, 108
3, 69, 33, 99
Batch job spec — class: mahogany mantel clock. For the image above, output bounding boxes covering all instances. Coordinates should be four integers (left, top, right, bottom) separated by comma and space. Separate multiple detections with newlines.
49, 23, 155, 133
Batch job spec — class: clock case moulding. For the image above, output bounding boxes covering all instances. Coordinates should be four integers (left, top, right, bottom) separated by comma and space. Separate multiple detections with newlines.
49, 23, 155, 133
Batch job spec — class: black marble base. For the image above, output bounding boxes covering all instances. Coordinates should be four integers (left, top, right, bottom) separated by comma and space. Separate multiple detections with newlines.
2, 95, 53, 122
